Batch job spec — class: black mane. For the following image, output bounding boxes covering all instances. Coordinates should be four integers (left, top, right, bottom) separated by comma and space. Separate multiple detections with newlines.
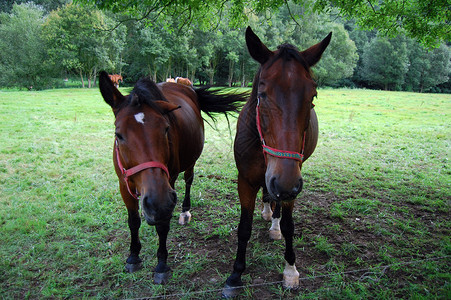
128, 77, 168, 114
266, 43, 310, 73
251, 43, 313, 106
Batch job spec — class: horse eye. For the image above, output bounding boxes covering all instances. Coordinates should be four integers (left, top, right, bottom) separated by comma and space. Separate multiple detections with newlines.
115, 132, 124, 141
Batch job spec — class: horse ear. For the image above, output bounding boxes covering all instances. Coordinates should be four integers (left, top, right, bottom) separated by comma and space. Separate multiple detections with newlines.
99, 71, 126, 114
154, 101, 181, 114
245, 26, 273, 65
301, 32, 332, 67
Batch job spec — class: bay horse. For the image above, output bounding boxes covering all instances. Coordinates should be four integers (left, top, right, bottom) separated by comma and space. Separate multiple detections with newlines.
223, 27, 332, 297
98, 71, 246, 284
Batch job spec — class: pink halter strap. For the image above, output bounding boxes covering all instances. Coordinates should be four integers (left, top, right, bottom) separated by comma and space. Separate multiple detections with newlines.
115, 140, 170, 199
256, 96, 305, 163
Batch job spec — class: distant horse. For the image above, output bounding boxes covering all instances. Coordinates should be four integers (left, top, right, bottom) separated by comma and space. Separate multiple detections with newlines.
175, 77, 193, 87
108, 74, 123, 88
223, 27, 332, 297
166, 78, 176, 83
99, 71, 246, 284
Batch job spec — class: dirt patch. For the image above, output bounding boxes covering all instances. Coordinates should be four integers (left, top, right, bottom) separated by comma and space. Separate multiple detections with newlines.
157, 187, 450, 298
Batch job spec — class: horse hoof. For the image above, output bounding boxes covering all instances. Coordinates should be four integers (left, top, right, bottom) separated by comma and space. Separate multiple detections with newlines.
125, 262, 143, 273
154, 271, 171, 284
282, 277, 300, 290
269, 229, 282, 240
221, 284, 242, 298
261, 203, 272, 221
282, 264, 300, 289
178, 211, 191, 225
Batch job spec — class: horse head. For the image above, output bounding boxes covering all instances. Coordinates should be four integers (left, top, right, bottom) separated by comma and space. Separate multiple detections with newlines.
99, 71, 180, 225
246, 27, 331, 202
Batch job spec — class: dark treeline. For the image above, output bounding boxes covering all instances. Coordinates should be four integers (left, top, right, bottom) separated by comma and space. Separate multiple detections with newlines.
0, 1, 449, 92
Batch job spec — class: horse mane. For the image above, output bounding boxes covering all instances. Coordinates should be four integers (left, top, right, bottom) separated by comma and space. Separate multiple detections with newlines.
249, 43, 314, 109
266, 43, 312, 77
128, 77, 168, 115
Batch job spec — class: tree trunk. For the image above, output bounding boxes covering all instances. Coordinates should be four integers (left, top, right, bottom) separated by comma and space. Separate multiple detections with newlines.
92, 67, 97, 88
80, 69, 85, 88
241, 61, 246, 87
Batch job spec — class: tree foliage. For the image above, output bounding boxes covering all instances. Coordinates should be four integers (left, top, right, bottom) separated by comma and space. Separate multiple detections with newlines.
42, 3, 126, 87
0, 3, 48, 88
78, 0, 451, 48
361, 35, 409, 90
0, 1, 449, 92
316, 0, 450, 48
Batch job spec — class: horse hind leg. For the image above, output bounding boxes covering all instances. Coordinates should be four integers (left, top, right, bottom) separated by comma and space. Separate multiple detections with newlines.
262, 186, 282, 239
178, 167, 194, 225
269, 201, 282, 240
261, 186, 273, 221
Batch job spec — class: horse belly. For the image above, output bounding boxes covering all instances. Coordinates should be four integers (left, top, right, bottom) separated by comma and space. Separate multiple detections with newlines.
303, 109, 318, 161
177, 116, 205, 172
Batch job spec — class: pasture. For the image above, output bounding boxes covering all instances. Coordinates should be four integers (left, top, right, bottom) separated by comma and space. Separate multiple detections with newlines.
0, 87, 449, 299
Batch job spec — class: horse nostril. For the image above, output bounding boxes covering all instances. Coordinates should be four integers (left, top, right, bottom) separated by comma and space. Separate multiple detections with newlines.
269, 176, 303, 201
142, 195, 156, 212
293, 178, 303, 195
171, 191, 178, 206
269, 176, 280, 199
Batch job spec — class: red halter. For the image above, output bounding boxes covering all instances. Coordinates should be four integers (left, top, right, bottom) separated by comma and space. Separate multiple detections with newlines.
115, 140, 170, 199
256, 96, 306, 163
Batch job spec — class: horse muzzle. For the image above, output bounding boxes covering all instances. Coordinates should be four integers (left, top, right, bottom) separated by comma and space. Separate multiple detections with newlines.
142, 190, 177, 225
267, 175, 303, 202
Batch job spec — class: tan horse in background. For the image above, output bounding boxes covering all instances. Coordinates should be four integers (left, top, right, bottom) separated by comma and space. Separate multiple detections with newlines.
175, 77, 193, 87
109, 74, 123, 88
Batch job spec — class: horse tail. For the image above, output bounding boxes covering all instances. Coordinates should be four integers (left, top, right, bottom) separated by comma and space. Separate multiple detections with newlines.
195, 87, 249, 122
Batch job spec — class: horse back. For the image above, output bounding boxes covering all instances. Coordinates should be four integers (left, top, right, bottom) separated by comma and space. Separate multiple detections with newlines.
158, 82, 205, 172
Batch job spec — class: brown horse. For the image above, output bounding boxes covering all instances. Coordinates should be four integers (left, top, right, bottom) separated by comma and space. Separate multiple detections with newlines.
108, 74, 123, 88
99, 71, 246, 284
223, 27, 332, 297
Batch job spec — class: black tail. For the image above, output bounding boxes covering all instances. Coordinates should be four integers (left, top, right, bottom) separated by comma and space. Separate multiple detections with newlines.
195, 87, 249, 122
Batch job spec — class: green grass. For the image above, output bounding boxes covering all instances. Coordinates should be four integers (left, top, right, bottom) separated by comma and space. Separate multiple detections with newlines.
0, 87, 449, 299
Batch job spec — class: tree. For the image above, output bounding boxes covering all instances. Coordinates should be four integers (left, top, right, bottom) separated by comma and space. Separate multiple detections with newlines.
0, 3, 49, 89
191, 29, 224, 85
245, 2, 358, 86
315, 0, 450, 48
42, 4, 124, 87
405, 42, 450, 92
123, 23, 168, 82
0, 0, 70, 13
361, 35, 409, 90
77, 0, 450, 48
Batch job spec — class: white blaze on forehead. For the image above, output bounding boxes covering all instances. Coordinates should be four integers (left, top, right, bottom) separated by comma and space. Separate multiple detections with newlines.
134, 112, 145, 124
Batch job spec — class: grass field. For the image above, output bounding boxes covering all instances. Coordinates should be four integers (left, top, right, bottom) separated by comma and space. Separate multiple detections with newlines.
0, 87, 449, 299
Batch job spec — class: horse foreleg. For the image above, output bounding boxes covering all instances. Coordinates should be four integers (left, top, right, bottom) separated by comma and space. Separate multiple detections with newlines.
154, 220, 171, 284
179, 167, 194, 225
280, 201, 299, 289
223, 174, 258, 298
269, 201, 282, 240
122, 190, 143, 273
